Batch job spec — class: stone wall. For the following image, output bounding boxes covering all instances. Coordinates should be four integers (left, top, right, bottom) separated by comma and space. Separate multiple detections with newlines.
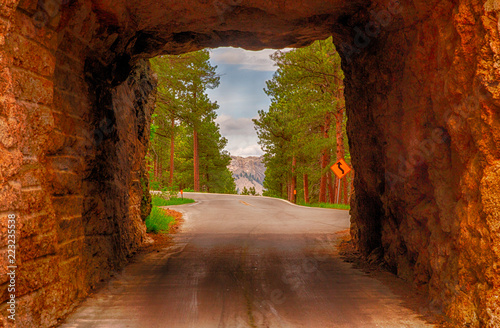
345, 1, 500, 326
0, 1, 155, 326
0, 0, 500, 327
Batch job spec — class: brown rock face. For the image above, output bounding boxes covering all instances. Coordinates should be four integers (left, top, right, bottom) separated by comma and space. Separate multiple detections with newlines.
0, 0, 500, 327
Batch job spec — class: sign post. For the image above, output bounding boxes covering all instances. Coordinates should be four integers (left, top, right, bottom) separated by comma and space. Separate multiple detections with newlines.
330, 159, 352, 204
180, 189, 183, 199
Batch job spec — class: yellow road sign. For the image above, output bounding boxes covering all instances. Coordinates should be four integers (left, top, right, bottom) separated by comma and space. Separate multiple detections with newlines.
331, 159, 351, 179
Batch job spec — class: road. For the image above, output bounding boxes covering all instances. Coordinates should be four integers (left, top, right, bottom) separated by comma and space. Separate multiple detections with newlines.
60, 193, 435, 328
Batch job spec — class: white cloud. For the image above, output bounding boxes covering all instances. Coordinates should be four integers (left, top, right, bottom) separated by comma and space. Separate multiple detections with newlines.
216, 115, 256, 135
232, 144, 264, 157
206, 47, 293, 156
215, 115, 263, 156
210, 48, 278, 72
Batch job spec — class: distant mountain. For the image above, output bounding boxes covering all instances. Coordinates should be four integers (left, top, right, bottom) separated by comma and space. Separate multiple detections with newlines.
228, 156, 265, 195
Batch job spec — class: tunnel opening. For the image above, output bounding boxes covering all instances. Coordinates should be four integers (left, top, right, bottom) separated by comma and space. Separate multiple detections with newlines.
2, 0, 500, 327
146, 44, 354, 207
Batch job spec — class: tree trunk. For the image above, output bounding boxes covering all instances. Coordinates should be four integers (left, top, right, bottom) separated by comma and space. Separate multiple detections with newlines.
335, 109, 345, 160
319, 112, 331, 203
327, 171, 335, 203
206, 172, 210, 193
154, 154, 159, 178
303, 173, 309, 204
343, 175, 348, 204
291, 156, 297, 203
349, 170, 354, 203
334, 87, 346, 204
193, 129, 200, 192
169, 117, 175, 186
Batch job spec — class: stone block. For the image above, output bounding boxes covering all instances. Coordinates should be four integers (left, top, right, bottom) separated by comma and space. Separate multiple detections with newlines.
0, 116, 18, 149
42, 280, 81, 318
0, 212, 18, 248
56, 31, 87, 62
57, 215, 84, 242
44, 130, 68, 155
0, 0, 18, 17
46, 170, 82, 196
0, 248, 13, 285
53, 89, 89, 120
7, 32, 55, 77
83, 235, 116, 286
54, 67, 86, 95
0, 66, 12, 99
18, 232, 57, 262
16, 0, 37, 13
58, 256, 85, 291
18, 212, 55, 238
56, 237, 84, 260
16, 255, 59, 296
11, 68, 53, 105
19, 167, 42, 188
0, 148, 22, 182
11, 10, 58, 51
0, 181, 21, 212
23, 101, 55, 134
15, 102, 55, 155
51, 196, 83, 219
19, 188, 47, 213
46, 155, 83, 173
52, 111, 80, 137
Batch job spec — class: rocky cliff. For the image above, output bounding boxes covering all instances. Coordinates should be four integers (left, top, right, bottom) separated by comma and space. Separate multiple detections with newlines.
228, 156, 265, 194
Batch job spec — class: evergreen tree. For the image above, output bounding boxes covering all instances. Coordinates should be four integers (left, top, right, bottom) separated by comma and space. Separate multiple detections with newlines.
255, 37, 351, 204
148, 50, 236, 195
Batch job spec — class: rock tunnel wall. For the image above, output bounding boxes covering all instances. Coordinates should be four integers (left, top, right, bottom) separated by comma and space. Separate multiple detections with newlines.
346, 1, 500, 325
0, 0, 155, 325
0, 0, 499, 327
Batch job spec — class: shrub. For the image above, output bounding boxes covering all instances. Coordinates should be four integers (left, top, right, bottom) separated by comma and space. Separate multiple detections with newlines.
145, 206, 175, 233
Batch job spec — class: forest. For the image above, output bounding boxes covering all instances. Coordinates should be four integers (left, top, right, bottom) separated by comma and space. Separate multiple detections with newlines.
254, 37, 353, 205
148, 50, 236, 194
148, 39, 352, 204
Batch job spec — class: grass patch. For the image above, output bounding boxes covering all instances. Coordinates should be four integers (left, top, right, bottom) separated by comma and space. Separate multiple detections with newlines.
145, 206, 176, 233
151, 196, 195, 207
298, 202, 350, 210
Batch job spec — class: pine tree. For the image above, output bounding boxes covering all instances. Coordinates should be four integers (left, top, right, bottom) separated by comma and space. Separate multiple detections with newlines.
148, 50, 236, 195
255, 37, 350, 204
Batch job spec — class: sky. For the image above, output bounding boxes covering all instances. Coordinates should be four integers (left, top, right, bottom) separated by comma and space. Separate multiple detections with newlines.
207, 47, 279, 157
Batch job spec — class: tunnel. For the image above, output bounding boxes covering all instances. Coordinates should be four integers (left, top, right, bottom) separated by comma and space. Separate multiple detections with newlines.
1, 0, 500, 326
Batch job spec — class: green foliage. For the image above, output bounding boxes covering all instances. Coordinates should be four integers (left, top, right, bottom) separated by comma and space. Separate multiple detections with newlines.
140, 176, 152, 221
150, 113, 159, 142
161, 186, 179, 193
297, 202, 350, 210
150, 181, 161, 190
145, 206, 176, 233
248, 186, 259, 196
241, 186, 249, 195
151, 195, 195, 206
164, 198, 196, 205
255, 37, 351, 203
148, 50, 236, 195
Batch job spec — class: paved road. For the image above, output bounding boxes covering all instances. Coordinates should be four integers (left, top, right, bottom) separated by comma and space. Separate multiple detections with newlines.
60, 193, 435, 328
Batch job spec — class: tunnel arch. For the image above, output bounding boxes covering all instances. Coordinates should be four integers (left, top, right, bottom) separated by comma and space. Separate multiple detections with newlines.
1, 0, 500, 326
